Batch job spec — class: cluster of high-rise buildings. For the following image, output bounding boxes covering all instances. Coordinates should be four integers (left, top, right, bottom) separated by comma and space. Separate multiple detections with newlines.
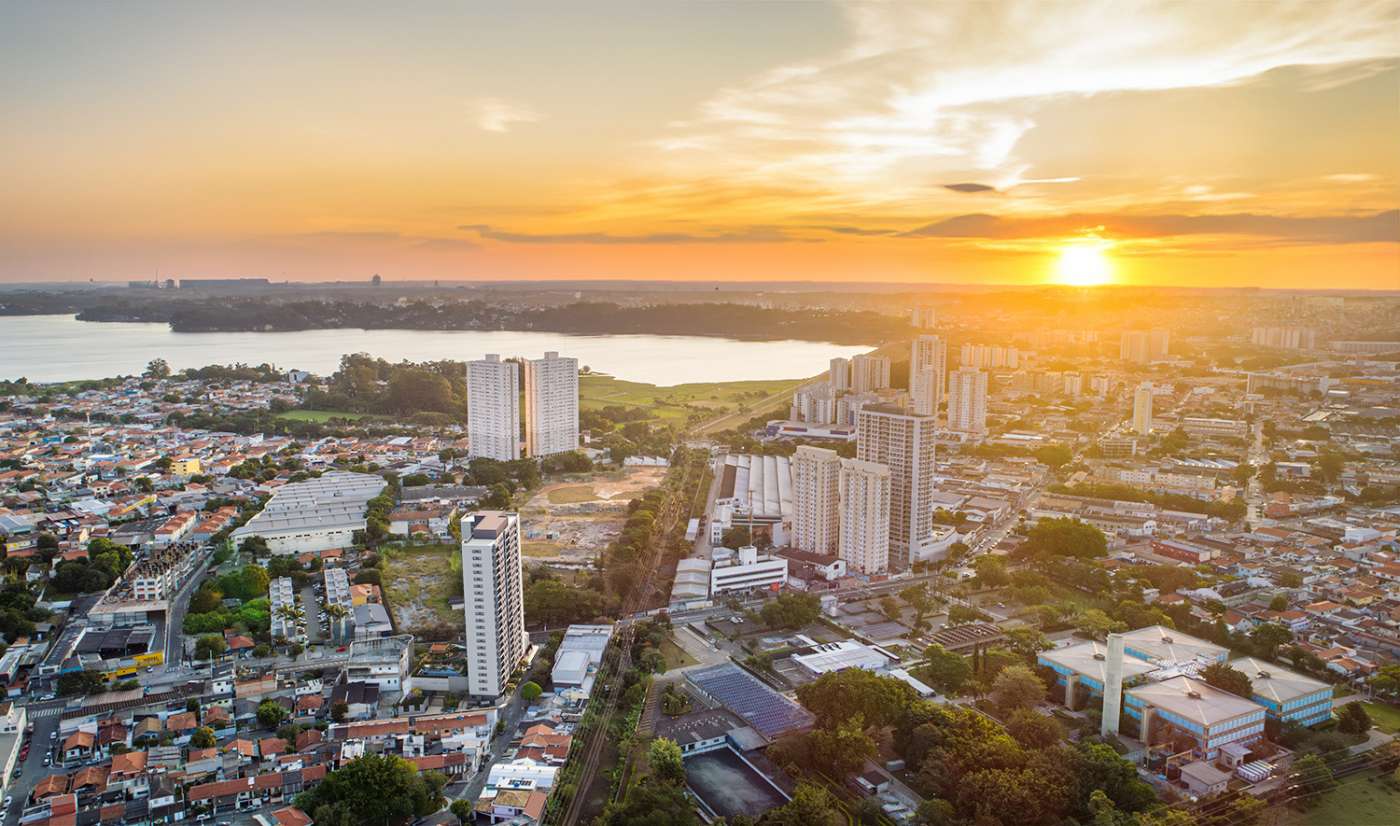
466, 351, 579, 461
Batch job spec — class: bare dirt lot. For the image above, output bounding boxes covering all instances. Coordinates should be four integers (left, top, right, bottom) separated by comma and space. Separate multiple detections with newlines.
519, 466, 667, 565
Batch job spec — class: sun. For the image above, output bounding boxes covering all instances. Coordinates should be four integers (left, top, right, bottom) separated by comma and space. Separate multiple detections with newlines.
1054, 239, 1115, 286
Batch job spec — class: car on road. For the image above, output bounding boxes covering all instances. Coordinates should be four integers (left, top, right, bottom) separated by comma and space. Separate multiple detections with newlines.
4, 795, 12, 808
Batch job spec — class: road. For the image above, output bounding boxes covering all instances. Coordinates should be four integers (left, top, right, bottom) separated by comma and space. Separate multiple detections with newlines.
163, 545, 219, 670
299, 586, 323, 644
7, 701, 64, 823
459, 689, 529, 803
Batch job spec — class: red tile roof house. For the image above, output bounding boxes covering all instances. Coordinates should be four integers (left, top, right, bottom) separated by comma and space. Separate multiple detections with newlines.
187, 765, 327, 816
61, 730, 96, 765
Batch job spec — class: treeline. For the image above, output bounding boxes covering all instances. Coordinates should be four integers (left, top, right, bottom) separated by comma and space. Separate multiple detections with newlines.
1051, 482, 1247, 520
305, 354, 466, 416
73, 297, 895, 345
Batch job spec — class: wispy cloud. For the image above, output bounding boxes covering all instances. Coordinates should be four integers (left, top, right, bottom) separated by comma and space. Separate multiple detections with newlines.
472, 98, 543, 133
899, 210, 1400, 244
459, 224, 813, 245
658, 1, 1400, 198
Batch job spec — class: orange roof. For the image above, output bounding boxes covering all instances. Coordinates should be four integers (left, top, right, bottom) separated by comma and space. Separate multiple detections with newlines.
32, 774, 69, 798
259, 737, 288, 757
110, 750, 148, 776
62, 730, 95, 750
273, 807, 314, 826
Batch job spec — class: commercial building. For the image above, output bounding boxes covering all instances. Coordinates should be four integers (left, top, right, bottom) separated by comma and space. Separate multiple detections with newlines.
461, 512, 528, 699
910, 335, 947, 417
231, 471, 387, 555
1039, 639, 1159, 709
857, 405, 935, 572
945, 368, 988, 434
1118, 626, 1229, 668
1181, 417, 1248, 439
837, 458, 891, 575
791, 640, 890, 678
712, 454, 793, 545
850, 354, 891, 393
467, 354, 520, 461
791, 446, 841, 556
1132, 382, 1154, 435
523, 351, 579, 457
1229, 657, 1333, 727
1121, 329, 1170, 363
709, 546, 788, 594
550, 625, 614, 694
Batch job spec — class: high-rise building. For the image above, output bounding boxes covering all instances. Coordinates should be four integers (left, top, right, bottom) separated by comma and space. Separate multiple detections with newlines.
791, 446, 841, 556
857, 406, 935, 572
1063, 372, 1083, 398
838, 458, 891, 575
829, 357, 851, 393
467, 354, 520, 461
911, 306, 937, 328
1251, 326, 1317, 350
946, 368, 988, 434
1121, 330, 1170, 364
850, 354, 891, 394
910, 335, 946, 417
792, 384, 838, 425
523, 351, 579, 457
960, 343, 1021, 369
1132, 382, 1155, 435
461, 511, 528, 698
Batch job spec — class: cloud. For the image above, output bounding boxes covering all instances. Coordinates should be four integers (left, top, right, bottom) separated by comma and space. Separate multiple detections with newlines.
944, 183, 997, 193
472, 97, 543, 133
899, 210, 1400, 244
659, 1, 1400, 196
459, 224, 814, 245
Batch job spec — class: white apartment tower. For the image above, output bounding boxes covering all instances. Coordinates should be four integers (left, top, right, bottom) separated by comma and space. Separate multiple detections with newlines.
467, 354, 520, 461
1132, 382, 1155, 435
461, 511, 528, 698
838, 458, 891, 575
910, 335, 947, 417
850, 354, 891, 394
523, 351, 579, 457
829, 357, 851, 393
857, 406, 935, 573
791, 446, 842, 556
1120, 330, 1170, 364
946, 368, 988, 434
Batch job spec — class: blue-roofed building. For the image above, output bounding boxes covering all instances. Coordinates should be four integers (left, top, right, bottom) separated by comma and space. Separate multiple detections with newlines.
1125, 676, 1265, 760
686, 664, 814, 741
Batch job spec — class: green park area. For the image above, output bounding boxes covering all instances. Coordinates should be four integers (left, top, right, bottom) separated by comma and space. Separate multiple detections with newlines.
275, 409, 381, 423
1292, 770, 1400, 826
579, 373, 802, 427
1358, 701, 1400, 733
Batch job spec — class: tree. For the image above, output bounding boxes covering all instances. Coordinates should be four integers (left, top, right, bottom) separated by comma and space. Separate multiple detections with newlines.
1337, 702, 1371, 735
946, 604, 988, 626
760, 592, 821, 629
190, 727, 217, 748
1005, 708, 1064, 750
1248, 622, 1293, 660
194, 634, 227, 661
922, 644, 973, 695
796, 668, 916, 730
1018, 517, 1107, 560
1277, 570, 1304, 589
450, 799, 474, 825
1368, 664, 1400, 700
648, 738, 686, 786
1269, 594, 1289, 611
602, 781, 698, 826
972, 555, 1010, 589
520, 681, 542, 702
331, 702, 349, 723
807, 714, 877, 778
991, 665, 1045, 714
1033, 444, 1073, 469
1200, 662, 1253, 699
295, 753, 444, 825
1291, 754, 1336, 806
57, 670, 104, 697
880, 595, 902, 621
760, 782, 844, 826
257, 699, 289, 729
145, 358, 171, 379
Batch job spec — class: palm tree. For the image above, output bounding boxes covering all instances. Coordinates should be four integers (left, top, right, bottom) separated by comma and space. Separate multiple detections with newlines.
324, 602, 349, 641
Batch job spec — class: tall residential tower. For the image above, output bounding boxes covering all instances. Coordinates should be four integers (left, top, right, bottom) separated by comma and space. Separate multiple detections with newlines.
461, 511, 528, 699
467, 354, 520, 461
792, 446, 842, 556
857, 405, 936, 572
946, 368, 988, 434
523, 351, 579, 457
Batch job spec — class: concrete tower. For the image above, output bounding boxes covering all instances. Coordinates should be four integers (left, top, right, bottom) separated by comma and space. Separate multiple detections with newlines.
1101, 632, 1125, 738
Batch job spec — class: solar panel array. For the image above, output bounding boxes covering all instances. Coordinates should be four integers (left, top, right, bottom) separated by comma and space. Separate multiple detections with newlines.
687, 664, 814, 739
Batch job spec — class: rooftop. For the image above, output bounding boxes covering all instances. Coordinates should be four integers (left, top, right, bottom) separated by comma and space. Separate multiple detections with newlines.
1127, 675, 1262, 727
1229, 656, 1331, 704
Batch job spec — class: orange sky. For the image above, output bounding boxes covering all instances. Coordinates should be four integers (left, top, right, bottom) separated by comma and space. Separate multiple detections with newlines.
1, 1, 1397, 288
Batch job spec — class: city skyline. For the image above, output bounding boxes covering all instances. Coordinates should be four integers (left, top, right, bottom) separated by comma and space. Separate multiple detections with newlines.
1, 1, 1397, 288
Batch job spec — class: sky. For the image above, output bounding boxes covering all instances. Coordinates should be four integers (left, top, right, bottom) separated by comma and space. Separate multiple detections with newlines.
1, 0, 1398, 289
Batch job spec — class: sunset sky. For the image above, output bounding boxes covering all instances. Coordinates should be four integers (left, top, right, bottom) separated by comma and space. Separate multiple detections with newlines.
2, 1, 1398, 289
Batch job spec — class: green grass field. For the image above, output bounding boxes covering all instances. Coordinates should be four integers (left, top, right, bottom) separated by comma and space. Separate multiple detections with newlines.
1291, 771, 1400, 826
547, 484, 600, 504
275, 409, 380, 422
579, 374, 802, 427
382, 543, 459, 632
1359, 701, 1400, 734
659, 636, 698, 672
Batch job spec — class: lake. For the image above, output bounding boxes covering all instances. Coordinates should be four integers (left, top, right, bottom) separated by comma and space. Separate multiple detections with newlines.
0, 314, 871, 386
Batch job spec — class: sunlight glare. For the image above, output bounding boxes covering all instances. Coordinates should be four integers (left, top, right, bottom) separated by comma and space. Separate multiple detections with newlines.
1054, 239, 1114, 286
